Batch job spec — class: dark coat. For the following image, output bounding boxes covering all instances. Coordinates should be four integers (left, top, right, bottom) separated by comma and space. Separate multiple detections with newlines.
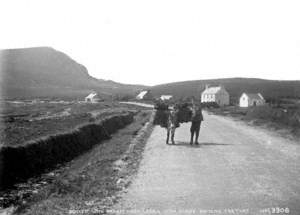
191, 107, 203, 122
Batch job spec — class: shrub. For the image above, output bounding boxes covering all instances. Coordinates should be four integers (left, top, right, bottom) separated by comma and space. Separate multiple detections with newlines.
201, 102, 220, 108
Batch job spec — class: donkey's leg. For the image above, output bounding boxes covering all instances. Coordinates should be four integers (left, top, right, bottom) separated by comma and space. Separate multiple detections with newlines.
190, 130, 194, 145
195, 122, 201, 145
166, 128, 170, 144
171, 127, 176, 144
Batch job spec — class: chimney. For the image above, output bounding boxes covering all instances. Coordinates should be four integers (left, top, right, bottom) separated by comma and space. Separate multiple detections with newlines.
205, 84, 209, 89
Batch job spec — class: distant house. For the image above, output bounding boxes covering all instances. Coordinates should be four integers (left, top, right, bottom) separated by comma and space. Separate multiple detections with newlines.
85, 92, 103, 103
160, 95, 173, 101
239, 93, 265, 107
201, 85, 230, 106
136, 91, 148, 100
136, 90, 153, 100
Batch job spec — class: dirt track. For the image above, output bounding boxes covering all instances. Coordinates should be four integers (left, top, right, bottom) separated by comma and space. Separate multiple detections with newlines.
114, 111, 300, 215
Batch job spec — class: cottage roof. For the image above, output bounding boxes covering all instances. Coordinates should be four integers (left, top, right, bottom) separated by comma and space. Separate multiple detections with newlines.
136, 91, 148, 99
243, 93, 264, 100
202, 86, 222, 94
85, 92, 98, 99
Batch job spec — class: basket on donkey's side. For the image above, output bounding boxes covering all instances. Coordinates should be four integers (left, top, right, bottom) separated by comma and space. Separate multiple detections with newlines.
154, 102, 170, 128
153, 102, 193, 128
176, 102, 193, 123
153, 109, 170, 128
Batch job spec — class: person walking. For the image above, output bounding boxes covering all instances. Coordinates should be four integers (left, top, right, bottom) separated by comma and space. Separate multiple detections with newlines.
190, 103, 203, 145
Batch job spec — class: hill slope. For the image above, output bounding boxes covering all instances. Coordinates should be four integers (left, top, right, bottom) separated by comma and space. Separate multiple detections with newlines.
150, 78, 300, 102
0, 47, 145, 99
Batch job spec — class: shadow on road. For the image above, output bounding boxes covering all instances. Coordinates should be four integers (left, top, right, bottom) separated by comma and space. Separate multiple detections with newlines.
170, 141, 232, 147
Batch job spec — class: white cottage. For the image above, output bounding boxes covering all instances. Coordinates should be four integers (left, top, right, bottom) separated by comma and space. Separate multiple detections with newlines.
85, 92, 102, 103
201, 85, 230, 106
239, 93, 265, 107
136, 90, 153, 100
136, 91, 148, 100
160, 95, 173, 101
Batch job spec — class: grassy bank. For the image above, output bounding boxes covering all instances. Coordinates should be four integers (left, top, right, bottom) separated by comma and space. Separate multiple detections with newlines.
0, 112, 135, 190
208, 105, 300, 138
16, 110, 153, 214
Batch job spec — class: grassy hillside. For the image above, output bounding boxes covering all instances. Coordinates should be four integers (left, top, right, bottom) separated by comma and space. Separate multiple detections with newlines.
150, 78, 300, 103
0, 47, 145, 100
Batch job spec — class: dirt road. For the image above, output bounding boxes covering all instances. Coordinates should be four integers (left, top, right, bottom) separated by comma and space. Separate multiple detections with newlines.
114, 111, 300, 215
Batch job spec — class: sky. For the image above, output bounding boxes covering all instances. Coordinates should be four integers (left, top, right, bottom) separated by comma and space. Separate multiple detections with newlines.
0, 0, 299, 86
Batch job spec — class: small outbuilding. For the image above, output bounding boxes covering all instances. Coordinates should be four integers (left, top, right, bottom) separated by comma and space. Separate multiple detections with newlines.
239, 93, 265, 107
85, 92, 103, 103
201, 85, 230, 106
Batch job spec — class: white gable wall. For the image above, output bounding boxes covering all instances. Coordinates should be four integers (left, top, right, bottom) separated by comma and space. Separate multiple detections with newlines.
239, 93, 249, 107
239, 93, 265, 107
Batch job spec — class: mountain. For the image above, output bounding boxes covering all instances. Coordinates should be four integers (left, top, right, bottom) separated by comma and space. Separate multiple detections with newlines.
0, 47, 145, 100
150, 78, 300, 103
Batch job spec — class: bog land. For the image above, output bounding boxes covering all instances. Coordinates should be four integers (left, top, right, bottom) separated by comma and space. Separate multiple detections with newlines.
0, 101, 153, 212
0, 101, 144, 147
